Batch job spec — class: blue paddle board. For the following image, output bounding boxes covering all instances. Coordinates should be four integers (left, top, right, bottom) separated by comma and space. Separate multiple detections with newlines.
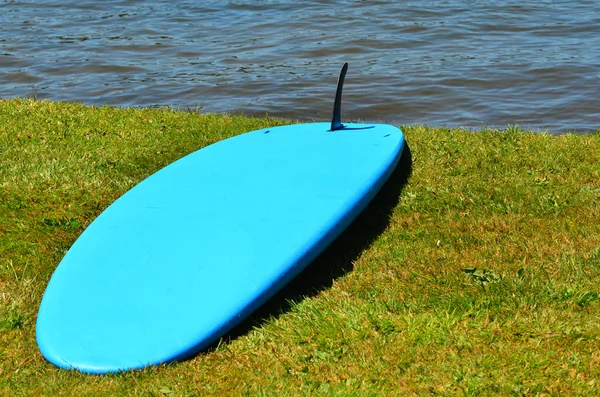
36, 64, 405, 374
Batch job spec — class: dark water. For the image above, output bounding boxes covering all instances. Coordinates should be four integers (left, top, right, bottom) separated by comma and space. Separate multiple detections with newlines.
1, 1, 599, 133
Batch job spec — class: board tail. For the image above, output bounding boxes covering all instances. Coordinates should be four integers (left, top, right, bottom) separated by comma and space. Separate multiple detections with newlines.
330, 62, 349, 131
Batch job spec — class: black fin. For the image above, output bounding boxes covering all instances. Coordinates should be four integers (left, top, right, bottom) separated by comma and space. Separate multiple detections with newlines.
330, 62, 348, 131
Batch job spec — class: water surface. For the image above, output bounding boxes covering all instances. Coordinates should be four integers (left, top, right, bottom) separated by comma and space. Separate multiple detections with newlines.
1, 0, 599, 132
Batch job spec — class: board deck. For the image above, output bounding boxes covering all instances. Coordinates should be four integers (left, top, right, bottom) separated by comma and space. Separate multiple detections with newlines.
36, 121, 404, 373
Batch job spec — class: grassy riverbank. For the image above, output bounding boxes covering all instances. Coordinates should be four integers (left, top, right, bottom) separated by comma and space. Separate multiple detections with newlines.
1, 98, 599, 395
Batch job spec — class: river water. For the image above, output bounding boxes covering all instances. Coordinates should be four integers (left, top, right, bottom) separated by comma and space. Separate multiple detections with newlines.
1, 1, 599, 133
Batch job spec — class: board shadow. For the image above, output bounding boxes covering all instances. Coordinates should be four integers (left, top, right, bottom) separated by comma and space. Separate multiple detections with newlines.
206, 142, 413, 352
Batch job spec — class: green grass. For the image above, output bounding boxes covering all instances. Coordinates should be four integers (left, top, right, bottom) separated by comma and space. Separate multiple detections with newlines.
1, 98, 599, 396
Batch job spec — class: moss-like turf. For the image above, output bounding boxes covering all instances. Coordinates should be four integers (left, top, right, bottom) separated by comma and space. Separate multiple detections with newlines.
1, 99, 599, 395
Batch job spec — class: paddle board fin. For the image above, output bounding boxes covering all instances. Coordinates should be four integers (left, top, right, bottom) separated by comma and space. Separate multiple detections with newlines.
330, 62, 349, 131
